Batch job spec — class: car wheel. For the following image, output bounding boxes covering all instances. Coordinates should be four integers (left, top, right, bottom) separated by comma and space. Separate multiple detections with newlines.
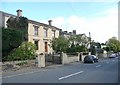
92, 61, 94, 63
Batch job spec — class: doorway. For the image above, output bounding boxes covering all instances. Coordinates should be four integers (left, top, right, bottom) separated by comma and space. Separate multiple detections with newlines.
45, 42, 48, 52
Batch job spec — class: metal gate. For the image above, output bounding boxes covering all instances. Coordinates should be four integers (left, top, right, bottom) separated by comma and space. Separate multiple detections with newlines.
45, 53, 61, 66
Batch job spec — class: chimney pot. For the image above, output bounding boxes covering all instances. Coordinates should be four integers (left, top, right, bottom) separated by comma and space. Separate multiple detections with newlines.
16, 9, 22, 17
48, 20, 52, 26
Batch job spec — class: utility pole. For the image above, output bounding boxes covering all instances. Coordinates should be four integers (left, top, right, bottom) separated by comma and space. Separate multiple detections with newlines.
89, 32, 91, 55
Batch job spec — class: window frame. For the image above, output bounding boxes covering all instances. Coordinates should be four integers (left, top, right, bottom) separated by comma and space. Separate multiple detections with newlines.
34, 26, 39, 36
44, 27, 48, 37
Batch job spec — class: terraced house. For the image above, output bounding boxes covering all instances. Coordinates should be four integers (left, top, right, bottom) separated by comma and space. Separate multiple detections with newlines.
0, 9, 60, 54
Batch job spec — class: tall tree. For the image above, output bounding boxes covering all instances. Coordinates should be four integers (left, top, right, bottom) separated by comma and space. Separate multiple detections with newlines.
2, 27, 24, 61
7, 16, 28, 40
52, 36, 69, 53
106, 37, 120, 52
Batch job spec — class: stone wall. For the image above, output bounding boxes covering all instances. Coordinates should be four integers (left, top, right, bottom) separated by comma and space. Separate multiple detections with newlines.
61, 52, 79, 64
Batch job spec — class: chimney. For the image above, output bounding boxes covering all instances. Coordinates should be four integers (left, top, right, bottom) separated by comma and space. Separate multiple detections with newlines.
48, 20, 52, 26
64, 31, 67, 33
73, 30, 76, 35
16, 9, 22, 17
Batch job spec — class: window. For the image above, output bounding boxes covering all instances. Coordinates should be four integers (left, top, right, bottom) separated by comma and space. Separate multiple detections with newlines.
52, 31, 55, 38
45, 42, 48, 52
34, 26, 38, 36
44, 29, 48, 37
34, 40, 39, 50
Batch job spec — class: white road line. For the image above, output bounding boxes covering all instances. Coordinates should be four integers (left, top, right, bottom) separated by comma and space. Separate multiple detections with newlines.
58, 71, 83, 80
106, 62, 109, 63
116, 57, 118, 58
112, 60, 115, 61
2, 70, 41, 79
96, 65, 101, 68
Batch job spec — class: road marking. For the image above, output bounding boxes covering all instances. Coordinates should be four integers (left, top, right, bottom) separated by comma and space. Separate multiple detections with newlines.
96, 65, 101, 68
112, 60, 115, 61
2, 70, 41, 79
58, 71, 83, 80
106, 62, 109, 63
116, 57, 118, 58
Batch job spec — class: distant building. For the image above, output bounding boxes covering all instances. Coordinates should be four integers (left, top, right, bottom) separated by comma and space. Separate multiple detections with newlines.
60, 29, 77, 39
0, 9, 60, 54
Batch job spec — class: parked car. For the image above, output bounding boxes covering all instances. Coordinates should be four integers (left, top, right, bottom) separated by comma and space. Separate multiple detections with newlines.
109, 53, 116, 58
84, 55, 98, 63
84, 55, 94, 63
91, 55, 98, 63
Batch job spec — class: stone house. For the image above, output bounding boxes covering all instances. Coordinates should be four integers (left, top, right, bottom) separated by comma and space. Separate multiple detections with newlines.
0, 9, 60, 54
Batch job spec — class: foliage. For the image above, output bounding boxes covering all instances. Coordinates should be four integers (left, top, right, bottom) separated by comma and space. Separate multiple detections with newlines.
2, 28, 24, 60
7, 16, 28, 30
67, 43, 76, 53
103, 46, 110, 52
67, 34, 89, 53
67, 43, 88, 53
52, 36, 69, 53
95, 42, 101, 48
106, 37, 120, 52
3, 16, 28, 61
90, 45, 96, 55
7, 16, 28, 40
7, 42, 37, 61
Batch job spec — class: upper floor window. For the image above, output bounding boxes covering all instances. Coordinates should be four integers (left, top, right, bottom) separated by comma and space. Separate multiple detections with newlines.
34, 26, 39, 36
52, 31, 55, 38
44, 28, 48, 37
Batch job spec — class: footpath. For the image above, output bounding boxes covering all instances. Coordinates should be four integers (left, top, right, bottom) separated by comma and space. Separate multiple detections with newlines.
2, 61, 82, 77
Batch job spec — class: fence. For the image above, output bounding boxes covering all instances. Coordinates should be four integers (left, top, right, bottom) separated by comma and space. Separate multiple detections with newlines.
45, 53, 61, 66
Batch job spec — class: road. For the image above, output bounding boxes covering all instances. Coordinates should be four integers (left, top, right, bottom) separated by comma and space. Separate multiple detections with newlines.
2, 57, 118, 83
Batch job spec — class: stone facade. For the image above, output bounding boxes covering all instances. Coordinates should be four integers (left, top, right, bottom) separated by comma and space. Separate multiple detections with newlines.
0, 10, 60, 54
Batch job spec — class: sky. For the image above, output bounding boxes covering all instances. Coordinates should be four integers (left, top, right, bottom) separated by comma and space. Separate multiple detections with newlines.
1, 0, 119, 43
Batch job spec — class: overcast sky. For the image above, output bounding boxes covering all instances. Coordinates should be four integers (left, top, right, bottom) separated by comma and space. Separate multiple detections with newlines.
1, 0, 119, 43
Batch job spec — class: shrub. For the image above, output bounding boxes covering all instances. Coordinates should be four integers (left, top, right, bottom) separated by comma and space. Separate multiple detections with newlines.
7, 42, 37, 61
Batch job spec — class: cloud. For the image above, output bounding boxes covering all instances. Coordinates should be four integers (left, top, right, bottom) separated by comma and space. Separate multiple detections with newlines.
41, 7, 118, 43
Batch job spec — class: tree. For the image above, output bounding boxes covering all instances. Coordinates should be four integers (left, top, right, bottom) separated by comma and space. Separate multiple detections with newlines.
2, 28, 24, 61
52, 36, 69, 53
103, 46, 110, 52
67, 43, 76, 53
90, 45, 96, 55
7, 16, 28, 40
106, 37, 120, 52
95, 42, 101, 48
7, 42, 36, 61
7, 16, 28, 30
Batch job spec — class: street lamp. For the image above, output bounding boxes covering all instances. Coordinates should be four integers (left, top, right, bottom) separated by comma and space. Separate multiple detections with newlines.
89, 32, 91, 55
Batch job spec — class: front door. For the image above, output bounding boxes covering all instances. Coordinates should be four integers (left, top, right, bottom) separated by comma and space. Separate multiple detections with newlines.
45, 42, 48, 52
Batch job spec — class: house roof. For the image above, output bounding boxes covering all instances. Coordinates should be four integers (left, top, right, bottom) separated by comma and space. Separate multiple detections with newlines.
28, 19, 60, 30
0, 10, 60, 31
0, 11, 16, 17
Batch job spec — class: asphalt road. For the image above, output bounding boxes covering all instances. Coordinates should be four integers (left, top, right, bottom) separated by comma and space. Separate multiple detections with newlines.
2, 57, 118, 83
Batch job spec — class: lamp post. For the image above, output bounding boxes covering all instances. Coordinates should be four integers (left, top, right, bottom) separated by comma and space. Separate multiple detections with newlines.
89, 32, 91, 55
